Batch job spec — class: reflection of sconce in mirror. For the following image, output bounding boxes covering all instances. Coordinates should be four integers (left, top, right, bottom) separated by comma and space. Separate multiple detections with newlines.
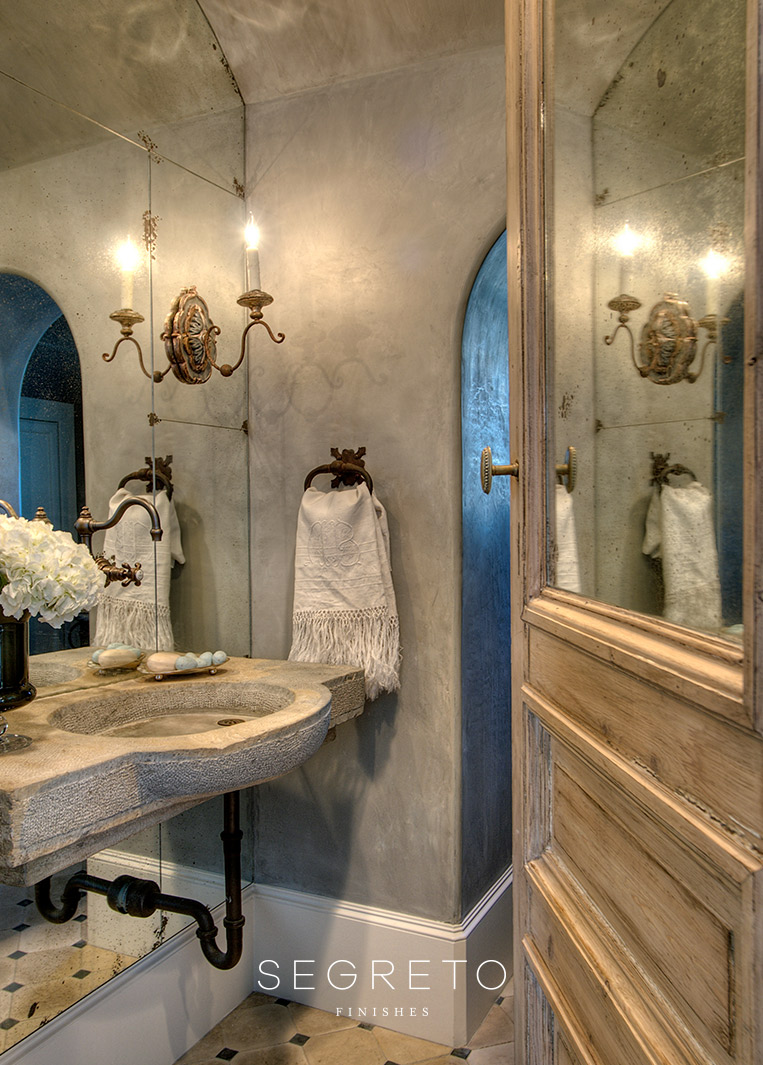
605, 224, 732, 384
606, 292, 729, 385
612, 222, 643, 296
603, 222, 644, 374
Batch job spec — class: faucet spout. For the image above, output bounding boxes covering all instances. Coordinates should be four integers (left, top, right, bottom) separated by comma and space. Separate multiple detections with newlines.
76, 499, 163, 552
75, 500, 163, 588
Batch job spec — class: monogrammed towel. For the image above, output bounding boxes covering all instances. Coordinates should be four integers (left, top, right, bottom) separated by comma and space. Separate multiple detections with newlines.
92, 488, 185, 651
288, 485, 400, 700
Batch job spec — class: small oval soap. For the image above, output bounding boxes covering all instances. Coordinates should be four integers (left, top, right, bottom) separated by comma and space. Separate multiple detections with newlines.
197, 651, 214, 667
97, 648, 139, 669
212, 651, 228, 665
175, 654, 198, 670
145, 651, 180, 673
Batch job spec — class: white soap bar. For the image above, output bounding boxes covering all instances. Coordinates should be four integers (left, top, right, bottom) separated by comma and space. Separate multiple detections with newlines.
145, 652, 181, 673
97, 648, 139, 668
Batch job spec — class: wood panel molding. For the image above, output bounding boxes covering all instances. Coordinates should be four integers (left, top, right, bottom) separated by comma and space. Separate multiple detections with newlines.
524, 589, 746, 728
524, 856, 739, 1065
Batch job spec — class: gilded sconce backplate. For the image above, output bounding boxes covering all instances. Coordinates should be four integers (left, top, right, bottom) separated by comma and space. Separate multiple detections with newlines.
638, 292, 698, 385
161, 287, 221, 385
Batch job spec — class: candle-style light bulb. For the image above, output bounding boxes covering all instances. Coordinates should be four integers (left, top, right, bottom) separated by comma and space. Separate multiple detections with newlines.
612, 222, 642, 295
699, 248, 729, 315
115, 237, 140, 310
245, 214, 261, 291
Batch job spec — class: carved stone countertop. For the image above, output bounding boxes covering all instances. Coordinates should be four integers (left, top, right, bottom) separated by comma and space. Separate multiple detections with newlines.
0, 651, 365, 885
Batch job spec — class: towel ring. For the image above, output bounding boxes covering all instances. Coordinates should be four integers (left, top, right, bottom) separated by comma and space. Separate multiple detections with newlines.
650, 452, 697, 490
304, 447, 374, 493
118, 455, 175, 499
304, 463, 374, 493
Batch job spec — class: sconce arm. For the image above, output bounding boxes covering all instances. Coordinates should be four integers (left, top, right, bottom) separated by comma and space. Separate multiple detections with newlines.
229, 317, 285, 372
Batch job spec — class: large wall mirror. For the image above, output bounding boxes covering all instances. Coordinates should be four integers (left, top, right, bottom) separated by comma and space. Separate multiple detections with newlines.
546, 0, 745, 639
0, 2, 251, 1050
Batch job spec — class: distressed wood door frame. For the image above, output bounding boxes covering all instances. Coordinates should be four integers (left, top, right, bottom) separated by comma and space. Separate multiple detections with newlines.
505, 0, 763, 1061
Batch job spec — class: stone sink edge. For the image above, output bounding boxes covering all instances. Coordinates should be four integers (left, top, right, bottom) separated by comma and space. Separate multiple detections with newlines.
0, 656, 365, 885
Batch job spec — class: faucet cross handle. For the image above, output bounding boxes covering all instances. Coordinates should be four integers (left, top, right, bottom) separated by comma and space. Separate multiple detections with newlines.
96, 556, 143, 588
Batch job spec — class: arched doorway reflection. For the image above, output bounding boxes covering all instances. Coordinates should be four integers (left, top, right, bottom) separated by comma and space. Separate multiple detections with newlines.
0, 274, 87, 651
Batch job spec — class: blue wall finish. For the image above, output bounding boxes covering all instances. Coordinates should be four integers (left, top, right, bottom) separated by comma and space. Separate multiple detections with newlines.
460, 231, 512, 914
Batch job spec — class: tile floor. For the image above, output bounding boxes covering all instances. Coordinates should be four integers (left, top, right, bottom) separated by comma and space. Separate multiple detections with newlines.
0, 875, 137, 1053
0, 875, 514, 1064
174, 981, 515, 1065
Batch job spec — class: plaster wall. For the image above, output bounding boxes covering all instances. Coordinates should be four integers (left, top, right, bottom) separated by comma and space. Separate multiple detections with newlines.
244, 45, 507, 922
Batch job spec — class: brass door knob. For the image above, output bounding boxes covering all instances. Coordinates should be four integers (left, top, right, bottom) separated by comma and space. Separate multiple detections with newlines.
480, 446, 519, 494
555, 445, 577, 493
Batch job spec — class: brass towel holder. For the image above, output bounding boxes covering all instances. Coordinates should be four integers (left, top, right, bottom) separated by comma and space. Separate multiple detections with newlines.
304, 447, 374, 493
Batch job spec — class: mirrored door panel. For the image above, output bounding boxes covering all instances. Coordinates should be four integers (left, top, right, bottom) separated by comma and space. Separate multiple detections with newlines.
545, 0, 745, 639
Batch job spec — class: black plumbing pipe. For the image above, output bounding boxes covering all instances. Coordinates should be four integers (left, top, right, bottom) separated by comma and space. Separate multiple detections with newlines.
34, 791, 245, 971
35, 871, 110, 923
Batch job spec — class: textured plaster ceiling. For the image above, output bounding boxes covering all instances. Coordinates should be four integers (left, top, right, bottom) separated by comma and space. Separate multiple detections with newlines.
0, 0, 240, 169
555, 0, 672, 115
1, 0, 676, 171
196, 0, 505, 104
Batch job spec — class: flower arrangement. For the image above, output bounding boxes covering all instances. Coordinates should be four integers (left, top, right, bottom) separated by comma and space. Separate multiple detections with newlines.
0, 515, 102, 627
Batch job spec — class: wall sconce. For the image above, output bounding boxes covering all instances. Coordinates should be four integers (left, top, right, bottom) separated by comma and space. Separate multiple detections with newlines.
103, 217, 285, 385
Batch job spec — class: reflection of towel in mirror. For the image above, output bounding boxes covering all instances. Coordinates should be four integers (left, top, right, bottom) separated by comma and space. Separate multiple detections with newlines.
642, 481, 721, 630
288, 485, 400, 701
92, 488, 185, 651
555, 484, 582, 594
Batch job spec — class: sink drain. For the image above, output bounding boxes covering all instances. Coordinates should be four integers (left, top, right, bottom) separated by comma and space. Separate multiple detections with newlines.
217, 718, 245, 727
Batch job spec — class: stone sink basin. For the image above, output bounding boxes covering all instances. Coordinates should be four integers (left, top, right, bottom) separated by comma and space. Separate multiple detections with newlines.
0, 655, 365, 885
50, 680, 295, 738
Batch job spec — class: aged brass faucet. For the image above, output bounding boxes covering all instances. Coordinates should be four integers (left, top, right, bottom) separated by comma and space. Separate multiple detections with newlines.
75, 499, 163, 587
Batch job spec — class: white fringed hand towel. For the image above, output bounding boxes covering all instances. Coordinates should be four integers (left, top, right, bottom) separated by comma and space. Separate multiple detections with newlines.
288, 485, 400, 700
642, 481, 721, 630
92, 488, 185, 651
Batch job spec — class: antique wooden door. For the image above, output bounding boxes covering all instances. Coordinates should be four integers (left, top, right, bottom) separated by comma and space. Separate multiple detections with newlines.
506, 0, 763, 1062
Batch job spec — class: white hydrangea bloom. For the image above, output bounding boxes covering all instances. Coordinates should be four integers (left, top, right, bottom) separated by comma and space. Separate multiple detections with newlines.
0, 516, 102, 627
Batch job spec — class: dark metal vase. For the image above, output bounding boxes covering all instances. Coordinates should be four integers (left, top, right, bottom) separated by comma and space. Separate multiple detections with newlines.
0, 610, 36, 711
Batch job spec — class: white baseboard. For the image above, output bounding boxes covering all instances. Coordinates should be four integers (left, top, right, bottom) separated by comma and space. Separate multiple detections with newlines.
3, 865, 512, 1063
0, 884, 255, 1065
251, 866, 513, 1046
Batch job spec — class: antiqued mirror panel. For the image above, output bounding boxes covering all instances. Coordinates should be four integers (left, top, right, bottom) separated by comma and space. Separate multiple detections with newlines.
0, 2, 247, 1049
546, 0, 745, 637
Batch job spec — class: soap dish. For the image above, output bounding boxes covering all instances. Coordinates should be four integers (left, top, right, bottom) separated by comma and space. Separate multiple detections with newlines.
137, 664, 225, 681
88, 651, 144, 674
